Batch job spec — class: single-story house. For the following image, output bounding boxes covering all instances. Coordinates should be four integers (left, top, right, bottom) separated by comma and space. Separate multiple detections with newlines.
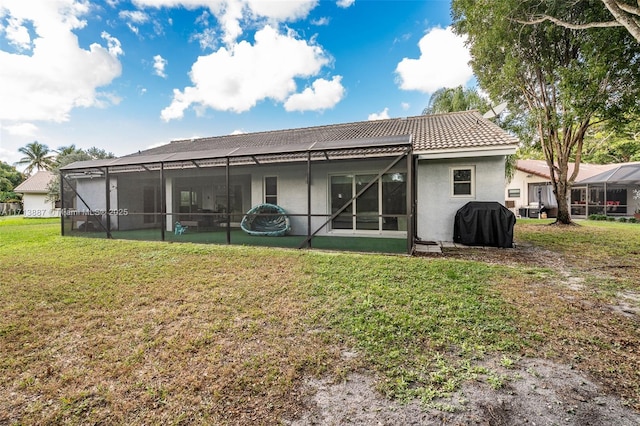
14, 170, 58, 218
574, 162, 640, 217
60, 111, 518, 253
505, 159, 620, 218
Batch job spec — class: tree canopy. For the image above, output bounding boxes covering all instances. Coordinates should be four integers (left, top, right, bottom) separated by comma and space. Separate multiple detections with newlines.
452, 0, 640, 224
518, 0, 640, 43
579, 121, 640, 163
0, 161, 24, 202
0, 161, 23, 192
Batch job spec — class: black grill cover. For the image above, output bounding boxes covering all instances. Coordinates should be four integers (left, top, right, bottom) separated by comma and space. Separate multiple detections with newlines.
453, 202, 516, 248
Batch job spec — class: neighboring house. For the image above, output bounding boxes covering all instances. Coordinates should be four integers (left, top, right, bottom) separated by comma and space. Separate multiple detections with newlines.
505, 159, 619, 218
574, 162, 640, 217
14, 170, 58, 218
60, 111, 518, 252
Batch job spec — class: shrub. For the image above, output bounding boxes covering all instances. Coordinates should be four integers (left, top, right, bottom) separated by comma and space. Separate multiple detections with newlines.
588, 214, 607, 221
619, 217, 628, 223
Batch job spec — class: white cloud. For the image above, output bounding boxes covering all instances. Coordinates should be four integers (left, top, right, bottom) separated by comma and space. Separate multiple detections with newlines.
134, 0, 317, 46
5, 16, 32, 50
209, 0, 243, 46
311, 17, 329, 26
4, 122, 38, 137
101, 31, 123, 56
118, 10, 149, 33
395, 26, 473, 94
195, 10, 211, 25
0, 0, 123, 123
125, 22, 139, 34
230, 129, 245, 135
0, 145, 22, 165
246, 0, 317, 22
161, 25, 334, 120
284, 76, 344, 112
368, 107, 390, 121
337, 0, 355, 8
119, 10, 149, 24
85, 90, 122, 109
401, 102, 410, 111
191, 27, 217, 50
153, 54, 168, 78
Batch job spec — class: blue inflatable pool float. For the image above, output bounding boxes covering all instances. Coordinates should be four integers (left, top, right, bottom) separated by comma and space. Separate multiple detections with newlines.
240, 203, 291, 236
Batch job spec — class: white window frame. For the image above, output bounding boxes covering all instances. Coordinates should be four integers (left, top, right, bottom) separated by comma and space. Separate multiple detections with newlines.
507, 188, 521, 198
264, 176, 278, 205
450, 166, 475, 198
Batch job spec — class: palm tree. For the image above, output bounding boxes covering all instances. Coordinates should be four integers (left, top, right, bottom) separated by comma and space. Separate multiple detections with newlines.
55, 145, 81, 157
15, 141, 55, 175
423, 87, 517, 181
86, 146, 116, 160
54, 145, 83, 167
422, 86, 491, 115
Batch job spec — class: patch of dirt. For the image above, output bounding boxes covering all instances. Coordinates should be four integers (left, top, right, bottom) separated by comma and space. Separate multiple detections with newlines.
434, 242, 567, 270
431, 243, 640, 322
288, 358, 640, 425
614, 292, 640, 317
288, 242, 640, 425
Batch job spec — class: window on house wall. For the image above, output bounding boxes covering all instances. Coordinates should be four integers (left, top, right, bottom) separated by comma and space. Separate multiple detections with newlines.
178, 189, 198, 219
180, 190, 197, 207
507, 189, 520, 198
451, 167, 475, 197
264, 176, 277, 205
143, 186, 160, 224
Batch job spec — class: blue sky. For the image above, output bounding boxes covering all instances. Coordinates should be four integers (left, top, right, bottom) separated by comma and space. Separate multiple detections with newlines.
0, 0, 474, 170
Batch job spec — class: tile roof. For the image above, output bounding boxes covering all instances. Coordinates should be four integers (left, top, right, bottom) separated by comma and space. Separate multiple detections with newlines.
134, 110, 518, 157
14, 170, 55, 193
62, 111, 518, 171
516, 159, 621, 182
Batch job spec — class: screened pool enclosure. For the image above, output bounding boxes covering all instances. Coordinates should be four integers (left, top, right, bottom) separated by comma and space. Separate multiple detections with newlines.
572, 163, 640, 217
60, 136, 414, 254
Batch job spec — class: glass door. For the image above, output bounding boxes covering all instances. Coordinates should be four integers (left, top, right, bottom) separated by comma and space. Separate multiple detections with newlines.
355, 174, 379, 230
331, 175, 353, 229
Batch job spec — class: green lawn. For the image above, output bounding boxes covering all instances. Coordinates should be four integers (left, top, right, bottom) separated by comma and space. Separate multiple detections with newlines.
1, 216, 638, 423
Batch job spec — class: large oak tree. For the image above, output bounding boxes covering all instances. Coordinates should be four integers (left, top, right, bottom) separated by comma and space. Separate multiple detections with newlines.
452, 0, 640, 224
520, 0, 640, 43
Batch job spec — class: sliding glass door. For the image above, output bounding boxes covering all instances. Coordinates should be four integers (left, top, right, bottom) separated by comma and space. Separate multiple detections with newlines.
330, 172, 406, 232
